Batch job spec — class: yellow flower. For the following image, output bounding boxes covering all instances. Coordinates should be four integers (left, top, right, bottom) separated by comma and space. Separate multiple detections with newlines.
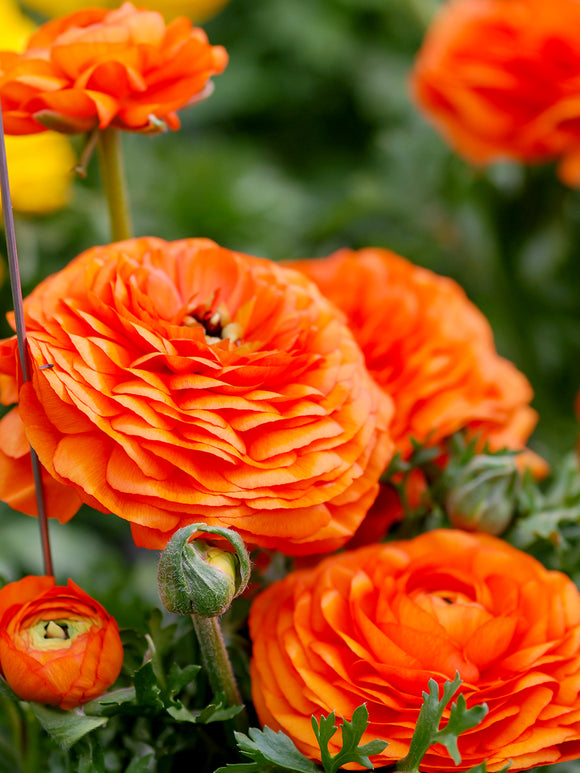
16, 0, 231, 22
0, 0, 74, 215
5, 133, 75, 214
0, 0, 35, 48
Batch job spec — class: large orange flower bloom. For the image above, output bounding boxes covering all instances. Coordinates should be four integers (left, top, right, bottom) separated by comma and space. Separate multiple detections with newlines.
290, 248, 541, 466
411, 0, 580, 186
0, 575, 123, 709
0, 237, 393, 555
250, 529, 580, 771
0, 2, 227, 135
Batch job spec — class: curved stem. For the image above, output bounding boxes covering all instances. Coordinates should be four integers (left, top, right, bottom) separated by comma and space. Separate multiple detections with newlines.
97, 127, 133, 241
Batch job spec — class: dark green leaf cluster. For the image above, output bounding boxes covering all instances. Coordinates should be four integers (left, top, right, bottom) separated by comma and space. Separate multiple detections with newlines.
215, 704, 386, 773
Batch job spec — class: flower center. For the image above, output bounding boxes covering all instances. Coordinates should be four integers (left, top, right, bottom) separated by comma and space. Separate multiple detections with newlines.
182, 302, 242, 344
23, 616, 96, 650
44, 620, 69, 640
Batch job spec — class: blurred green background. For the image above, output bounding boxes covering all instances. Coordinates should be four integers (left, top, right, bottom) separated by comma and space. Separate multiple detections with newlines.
1, 0, 580, 584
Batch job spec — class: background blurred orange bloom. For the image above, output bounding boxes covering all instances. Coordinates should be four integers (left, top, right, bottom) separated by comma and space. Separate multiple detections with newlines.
0, 237, 394, 555
0, 1, 228, 134
0, 0, 75, 214
411, 0, 580, 186
0, 575, 123, 709
250, 529, 580, 771
291, 248, 544, 472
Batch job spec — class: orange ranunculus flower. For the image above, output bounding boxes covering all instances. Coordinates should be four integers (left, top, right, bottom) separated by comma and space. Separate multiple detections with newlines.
250, 529, 580, 771
0, 575, 123, 709
289, 248, 544, 472
0, 237, 394, 555
0, 1, 228, 135
411, 0, 580, 186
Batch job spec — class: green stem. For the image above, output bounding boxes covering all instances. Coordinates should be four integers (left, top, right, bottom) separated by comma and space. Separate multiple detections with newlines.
21, 705, 40, 773
191, 613, 242, 708
97, 127, 133, 241
0, 695, 22, 765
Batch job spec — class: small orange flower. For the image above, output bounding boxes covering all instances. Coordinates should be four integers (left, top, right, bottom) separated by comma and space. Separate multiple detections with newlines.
411, 0, 580, 186
0, 1, 228, 135
0, 575, 123, 709
250, 529, 580, 771
0, 237, 393, 555
290, 248, 543, 471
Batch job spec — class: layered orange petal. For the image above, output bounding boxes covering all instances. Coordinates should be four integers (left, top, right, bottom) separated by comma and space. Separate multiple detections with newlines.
0, 1, 227, 135
0, 237, 394, 554
250, 530, 580, 771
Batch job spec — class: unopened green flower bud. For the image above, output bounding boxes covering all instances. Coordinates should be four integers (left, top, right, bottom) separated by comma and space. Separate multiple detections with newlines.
445, 453, 520, 536
157, 524, 250, 618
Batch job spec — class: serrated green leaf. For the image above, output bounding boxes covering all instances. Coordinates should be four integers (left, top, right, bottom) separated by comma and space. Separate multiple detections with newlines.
433, 694, 488, 764
30, 704, 108, 751
167, 662, 201, 700
198, 702, 244, 724
510, 509, 580, 549
396, 674, 488, 773
396, 677, 460, 773
234, 726, 320, 773
312, 705, 387, 773
312, 710, 338, 772
167, 700, 242, 724
83, 687, 137, 716
134, 661, 164, 710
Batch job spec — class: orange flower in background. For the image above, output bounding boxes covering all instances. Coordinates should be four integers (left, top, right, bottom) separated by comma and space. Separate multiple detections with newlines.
0, 237, 393, 555
250, 529, 580, 771
411, 0, 580, 186
0, 0, 76, 215
290, 248, 543, 470
0, 1, 228, 135
0, 575, 123, 709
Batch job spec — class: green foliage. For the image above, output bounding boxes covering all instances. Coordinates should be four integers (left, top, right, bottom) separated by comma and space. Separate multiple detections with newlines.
215, 726, 320, 773
30, 704, 108, 751
383, 433, 580, 577
395, 673, 488, 773
311, 705, 388, 773
216, 704, 387, 773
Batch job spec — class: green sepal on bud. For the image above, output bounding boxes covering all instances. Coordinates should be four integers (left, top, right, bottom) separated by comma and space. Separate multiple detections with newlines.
445, 453, 521, 536
157, 524, 251, 618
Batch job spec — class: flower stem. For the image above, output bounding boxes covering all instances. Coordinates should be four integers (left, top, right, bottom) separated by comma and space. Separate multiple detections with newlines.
0, 101, 53, 576
191, 613, 244, 712
21, 705, 40, 773
97, 127, 133, 241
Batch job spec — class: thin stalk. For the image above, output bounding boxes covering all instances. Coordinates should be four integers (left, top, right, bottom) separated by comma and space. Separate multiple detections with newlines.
191, 613, 241, 707
0, 695, 22, 763
97, 127, 133, 241
191, 613, 247, 732
0, 103, 53, 576
21, 706, 40, 773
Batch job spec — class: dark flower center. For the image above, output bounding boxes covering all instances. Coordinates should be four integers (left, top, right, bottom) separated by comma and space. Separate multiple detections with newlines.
182, 302, 242, 344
